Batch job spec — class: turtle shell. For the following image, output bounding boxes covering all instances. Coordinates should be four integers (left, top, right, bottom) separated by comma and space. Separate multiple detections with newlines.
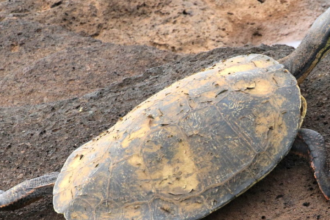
53, 54, 302, 220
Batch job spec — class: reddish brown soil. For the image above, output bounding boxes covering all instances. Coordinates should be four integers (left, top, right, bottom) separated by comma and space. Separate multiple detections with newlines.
0, 0, 329, 220
0, 0, 329, 54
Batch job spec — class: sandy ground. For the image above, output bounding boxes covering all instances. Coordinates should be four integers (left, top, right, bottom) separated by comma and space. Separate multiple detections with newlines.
0, 0, 330, 219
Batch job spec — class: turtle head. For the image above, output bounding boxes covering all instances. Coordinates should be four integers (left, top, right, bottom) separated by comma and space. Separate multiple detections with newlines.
279, 7, 330, 84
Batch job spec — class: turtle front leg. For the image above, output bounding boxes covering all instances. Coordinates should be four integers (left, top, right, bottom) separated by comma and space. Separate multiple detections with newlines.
0, 172, 59, 211
291, 128, 330, 200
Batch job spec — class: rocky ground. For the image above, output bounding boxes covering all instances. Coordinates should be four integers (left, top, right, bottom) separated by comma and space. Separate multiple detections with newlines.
0, 0, 330, 219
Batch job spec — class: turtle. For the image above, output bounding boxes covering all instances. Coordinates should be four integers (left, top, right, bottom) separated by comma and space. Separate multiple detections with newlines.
1, 7, 330, 220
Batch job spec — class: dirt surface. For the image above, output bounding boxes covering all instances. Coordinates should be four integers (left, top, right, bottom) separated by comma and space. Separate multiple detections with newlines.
0, 0, 330, 220
0, 19, 182, 107
0, 0, 329, 54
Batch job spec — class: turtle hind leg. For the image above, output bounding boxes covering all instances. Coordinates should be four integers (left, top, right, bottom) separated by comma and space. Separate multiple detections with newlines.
291, 128, 330, 200
0, 172, 59, 211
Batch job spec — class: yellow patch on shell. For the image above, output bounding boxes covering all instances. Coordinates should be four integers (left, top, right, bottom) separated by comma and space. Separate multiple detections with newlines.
157, 138, 199, 195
